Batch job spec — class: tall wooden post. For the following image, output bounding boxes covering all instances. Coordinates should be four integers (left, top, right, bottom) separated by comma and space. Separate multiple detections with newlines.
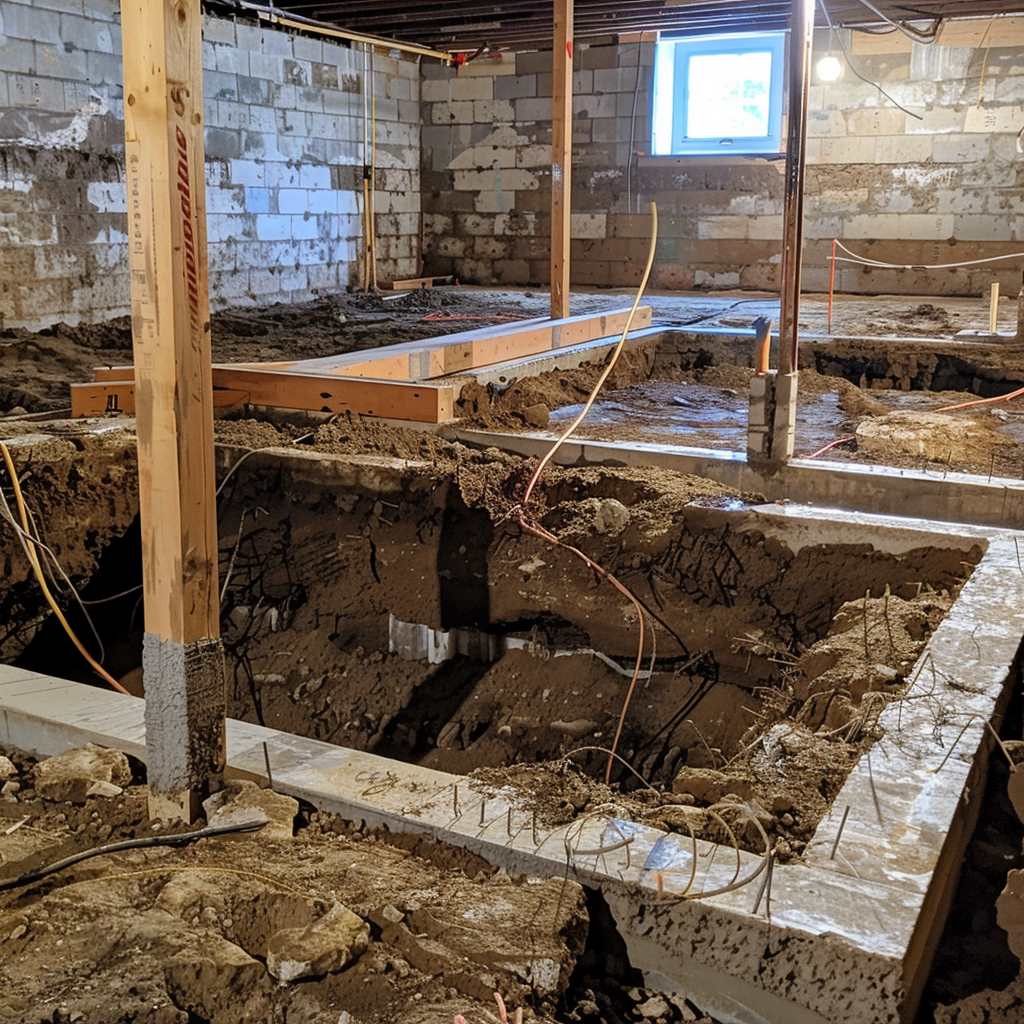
122, 0, 225, 821
772, 0, 814, 460
550, 0, 573, 318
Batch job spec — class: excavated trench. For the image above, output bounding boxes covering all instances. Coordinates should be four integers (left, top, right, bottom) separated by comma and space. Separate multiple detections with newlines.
1, 429, 980, 857
207, 444, 976, 855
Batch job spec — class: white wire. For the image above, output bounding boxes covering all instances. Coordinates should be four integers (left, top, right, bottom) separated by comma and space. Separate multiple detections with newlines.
833, 239, 1024, 271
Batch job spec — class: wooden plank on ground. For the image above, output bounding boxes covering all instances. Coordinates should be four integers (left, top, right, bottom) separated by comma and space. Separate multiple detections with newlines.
387, 275, 453, 290
551, 0, 574, 318
74, 372, 458, 423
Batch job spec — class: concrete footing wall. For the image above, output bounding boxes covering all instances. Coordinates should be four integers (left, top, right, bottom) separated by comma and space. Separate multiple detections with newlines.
420, 22, 1024, 297
0, 2, 421, 327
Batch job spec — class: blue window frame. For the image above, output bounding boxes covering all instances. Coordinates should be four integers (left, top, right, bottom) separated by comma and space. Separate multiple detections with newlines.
651, 32, 786, 156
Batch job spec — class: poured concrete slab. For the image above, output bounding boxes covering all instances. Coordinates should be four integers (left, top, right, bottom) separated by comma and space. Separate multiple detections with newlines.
2, 505, 1021, 1024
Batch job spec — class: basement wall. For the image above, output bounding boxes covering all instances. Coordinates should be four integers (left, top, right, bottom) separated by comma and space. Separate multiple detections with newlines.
420, 22, 1024, 297
0, 1, 420, 328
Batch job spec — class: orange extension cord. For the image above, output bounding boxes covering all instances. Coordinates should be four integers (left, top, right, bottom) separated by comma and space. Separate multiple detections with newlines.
0, 440, 128, 694
517, 202, 658, 785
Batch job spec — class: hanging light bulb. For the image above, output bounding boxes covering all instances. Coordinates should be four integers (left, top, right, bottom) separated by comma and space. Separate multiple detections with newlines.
816, 54, 843, 82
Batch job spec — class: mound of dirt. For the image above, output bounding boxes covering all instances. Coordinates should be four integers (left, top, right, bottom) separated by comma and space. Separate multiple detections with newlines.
855, 409, 1007, 464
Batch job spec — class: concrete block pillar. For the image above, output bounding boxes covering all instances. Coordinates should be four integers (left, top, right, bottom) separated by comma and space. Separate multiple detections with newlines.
747, 371, 798, 464
747, 371, 776, 461
772, 372, 799, 461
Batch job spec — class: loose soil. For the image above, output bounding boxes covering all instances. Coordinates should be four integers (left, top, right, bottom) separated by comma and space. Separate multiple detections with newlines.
0, 748, 720, 1024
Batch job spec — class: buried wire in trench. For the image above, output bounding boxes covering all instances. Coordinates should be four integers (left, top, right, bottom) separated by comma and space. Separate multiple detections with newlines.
0, 819, 268, 893
0, 440, 128, 695
511, 202, 659, 787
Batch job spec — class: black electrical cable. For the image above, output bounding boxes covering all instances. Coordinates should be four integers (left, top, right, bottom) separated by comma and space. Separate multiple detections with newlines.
818, 0, 924, 121
0, 818, 268, 893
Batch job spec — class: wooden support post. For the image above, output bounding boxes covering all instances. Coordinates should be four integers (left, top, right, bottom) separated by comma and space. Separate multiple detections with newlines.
550, 0, 573, 318
122, 0, 225, 822
990, 281, 1000, 334
772, 0, 813, 461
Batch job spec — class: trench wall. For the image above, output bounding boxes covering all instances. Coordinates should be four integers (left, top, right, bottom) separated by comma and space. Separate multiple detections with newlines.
0, 1, 421, 328
420, 20, 1024, 297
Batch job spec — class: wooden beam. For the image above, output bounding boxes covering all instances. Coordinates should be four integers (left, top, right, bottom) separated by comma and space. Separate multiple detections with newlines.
210, 368, 459, 422
272, 307, 651, 379
386, 274, 453, 290
550, 0, 573, 319
122, 0, 225, 822
73, 373, 459, 423
72, 382, 248, 417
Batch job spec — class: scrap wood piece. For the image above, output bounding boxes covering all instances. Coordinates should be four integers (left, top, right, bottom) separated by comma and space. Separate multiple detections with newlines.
386, 275, 453, 290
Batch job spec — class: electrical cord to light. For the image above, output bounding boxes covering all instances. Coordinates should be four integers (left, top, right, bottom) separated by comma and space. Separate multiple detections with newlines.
818, 0, 923, 120
0, 439, 129, 695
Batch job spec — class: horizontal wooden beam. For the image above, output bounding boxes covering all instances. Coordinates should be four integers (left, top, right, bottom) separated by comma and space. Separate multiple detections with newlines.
74, 372, 459, 423
387, 275, 454, 290
274, 306, 653, 379
72, 382, 248, 417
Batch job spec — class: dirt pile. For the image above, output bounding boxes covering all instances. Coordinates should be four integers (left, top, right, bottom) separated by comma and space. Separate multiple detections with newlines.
457, 346, 656, 430
855, 409, 1011, 465
0, 749, 588, 1024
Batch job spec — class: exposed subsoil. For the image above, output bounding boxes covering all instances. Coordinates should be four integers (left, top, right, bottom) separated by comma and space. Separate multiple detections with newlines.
3, 285, 1022, 416
475, 357, 1024, 479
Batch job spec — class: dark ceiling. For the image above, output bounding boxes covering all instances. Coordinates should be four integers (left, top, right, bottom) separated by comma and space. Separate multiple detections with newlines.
266, 0, 1024, 52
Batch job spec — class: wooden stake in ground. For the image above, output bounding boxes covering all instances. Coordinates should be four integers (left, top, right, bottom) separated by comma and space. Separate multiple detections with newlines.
121, 0, 226, 822
990, 281, 1000, 334
550, 0, 573, 318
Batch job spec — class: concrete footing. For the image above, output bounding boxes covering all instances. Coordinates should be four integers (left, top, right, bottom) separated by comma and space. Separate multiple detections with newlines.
141, 633, 227, 821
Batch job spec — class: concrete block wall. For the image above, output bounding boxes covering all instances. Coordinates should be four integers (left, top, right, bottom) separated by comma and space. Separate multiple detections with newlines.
421, 26, 1024, 297
0, 1, 420, 328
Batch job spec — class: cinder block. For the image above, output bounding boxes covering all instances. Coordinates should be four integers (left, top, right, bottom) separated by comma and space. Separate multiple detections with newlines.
9, 74, 65, 111
574, 93, 616, 119
230, 158, 265, 186
932, 134, 991, 163
473, 98, 513, 123
516, 50, 551, 75
0, 37, 35, 74
204, 69, 238, 101
514, 97, 550, 122
2, 3, 61, 42
255, 213, 292, 240
874, 134, 932, 164
204, 17, 236, 46
846, 107, 907, 136
432, 100, 474, 124
214, 43, 249, 76
59, 12, 114, 52
495, 75, 537, 101
447, 76, 490, 101
34, 40, 88, 79
474, 190, 516, 213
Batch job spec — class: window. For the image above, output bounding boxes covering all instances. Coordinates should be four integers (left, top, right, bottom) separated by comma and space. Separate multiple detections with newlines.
651, 32, 785, 156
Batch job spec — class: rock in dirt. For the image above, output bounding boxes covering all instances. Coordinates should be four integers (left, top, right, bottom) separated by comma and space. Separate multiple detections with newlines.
594, 498, 630, 535
266, 900, 369, 983
997, 868, 1024, 962
0, 756, 15, 781
33, 745, 131, 803
203, 780, 298, 840
636, 994, 671, 1019
855, 410, 999, 464
521, 402, 550, 428
672, 766, 754, 804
